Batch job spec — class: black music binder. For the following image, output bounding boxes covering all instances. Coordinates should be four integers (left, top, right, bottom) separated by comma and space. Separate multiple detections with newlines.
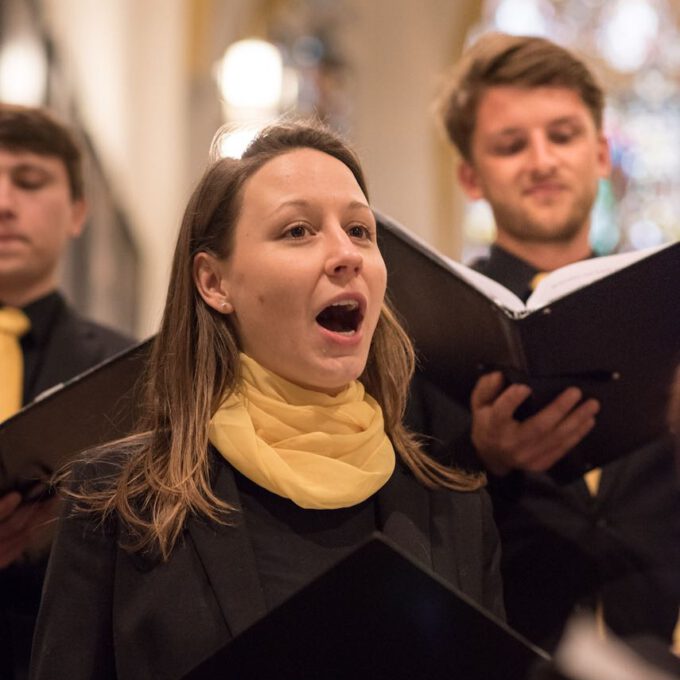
0, 339, 151, 497
183, 534, 550, 680
376, 210, 680, 477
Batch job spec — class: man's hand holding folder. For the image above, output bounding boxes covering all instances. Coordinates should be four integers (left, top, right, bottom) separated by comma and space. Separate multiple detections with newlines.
470, 372, 601, 475
377, 210, 680, 478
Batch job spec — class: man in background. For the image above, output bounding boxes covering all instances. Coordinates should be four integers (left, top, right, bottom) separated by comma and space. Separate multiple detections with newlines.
433, 33, 680, 652
0, 104, 133, 679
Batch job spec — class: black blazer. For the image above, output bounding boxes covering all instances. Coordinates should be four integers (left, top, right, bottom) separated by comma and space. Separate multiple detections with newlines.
491, 436, 680, 651
26, 294, 134, 402
465, 247, 680, 651
1, 294, 134, 680
30, 450, 504, 680
408, 350, 680, 653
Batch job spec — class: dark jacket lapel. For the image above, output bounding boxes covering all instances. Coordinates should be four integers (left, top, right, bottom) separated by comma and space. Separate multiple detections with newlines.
30, 295, 132, 399
187, 452, 268, 637
376, 463, 432, 569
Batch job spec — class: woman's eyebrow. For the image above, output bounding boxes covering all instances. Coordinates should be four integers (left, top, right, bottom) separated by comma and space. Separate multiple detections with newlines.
269, 198, 371, 217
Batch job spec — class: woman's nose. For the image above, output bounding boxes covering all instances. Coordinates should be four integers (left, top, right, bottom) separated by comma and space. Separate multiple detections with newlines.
324, 228, 363, 278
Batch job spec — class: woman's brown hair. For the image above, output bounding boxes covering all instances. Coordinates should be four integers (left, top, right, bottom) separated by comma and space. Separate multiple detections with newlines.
71, 119, 484, 559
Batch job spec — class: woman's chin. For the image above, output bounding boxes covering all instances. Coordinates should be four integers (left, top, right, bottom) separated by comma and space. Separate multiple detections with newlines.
294, 356, 368, 396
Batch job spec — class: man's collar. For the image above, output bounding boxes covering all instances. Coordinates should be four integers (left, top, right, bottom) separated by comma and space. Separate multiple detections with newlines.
487, 244, 540, 277
480, 245, 539, 302
482, 244, 597, 302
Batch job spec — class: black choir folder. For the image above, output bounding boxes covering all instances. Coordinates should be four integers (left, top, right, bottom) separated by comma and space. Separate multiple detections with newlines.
0, 339, 151, 497
376, 211, 680, 478
183, 534, 550, 680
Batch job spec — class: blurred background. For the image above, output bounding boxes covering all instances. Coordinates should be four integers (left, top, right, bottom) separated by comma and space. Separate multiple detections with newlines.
1, 0, 678, 338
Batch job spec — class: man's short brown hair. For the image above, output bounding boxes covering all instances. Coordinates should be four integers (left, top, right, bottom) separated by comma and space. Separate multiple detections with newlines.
438, 33, 605, 162
0, 104, 84, 200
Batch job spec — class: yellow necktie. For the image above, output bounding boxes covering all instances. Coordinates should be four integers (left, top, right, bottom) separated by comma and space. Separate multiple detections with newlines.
584, 467, 601, 495
0, 307, 30, 421
529, 271, 547, 291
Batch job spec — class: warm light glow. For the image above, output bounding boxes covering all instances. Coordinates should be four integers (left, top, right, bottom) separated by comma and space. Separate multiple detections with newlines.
463, 200, 497, 245
216, 39, 283, 111
215, 125, 262, 159
494, 0, 549, 37
0, 35, 48, 105
598, 0, 658, 72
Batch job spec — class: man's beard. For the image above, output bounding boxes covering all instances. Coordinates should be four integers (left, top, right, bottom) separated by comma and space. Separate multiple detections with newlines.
490, 190, 596, 245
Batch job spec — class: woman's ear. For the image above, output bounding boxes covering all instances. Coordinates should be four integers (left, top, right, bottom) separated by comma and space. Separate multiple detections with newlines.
193, 252, 234, 314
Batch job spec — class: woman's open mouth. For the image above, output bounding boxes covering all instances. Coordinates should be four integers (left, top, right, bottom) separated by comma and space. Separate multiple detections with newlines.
316, 300, 363, 336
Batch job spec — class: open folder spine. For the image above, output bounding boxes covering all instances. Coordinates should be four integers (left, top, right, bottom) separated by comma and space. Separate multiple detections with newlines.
495, 307, 530, 380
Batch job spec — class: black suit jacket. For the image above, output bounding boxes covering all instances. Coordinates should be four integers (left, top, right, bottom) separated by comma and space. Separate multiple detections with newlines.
30, 450, 504, 680
23, 293, 134, 403
411, 246, 680, 652
1, 293, 134, 680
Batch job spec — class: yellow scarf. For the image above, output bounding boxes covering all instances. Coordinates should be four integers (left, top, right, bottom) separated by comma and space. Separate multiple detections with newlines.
209, 354, 395, 509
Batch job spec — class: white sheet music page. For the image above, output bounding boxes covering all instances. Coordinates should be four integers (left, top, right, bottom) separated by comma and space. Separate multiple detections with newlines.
443, 243, 671, 315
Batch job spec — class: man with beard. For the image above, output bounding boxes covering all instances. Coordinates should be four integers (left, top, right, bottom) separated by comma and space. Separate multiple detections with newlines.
430, 33, 680, 653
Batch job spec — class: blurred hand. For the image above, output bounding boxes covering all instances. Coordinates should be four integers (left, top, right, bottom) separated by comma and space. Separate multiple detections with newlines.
470, 371, 600, 476
0, 491, 57, 569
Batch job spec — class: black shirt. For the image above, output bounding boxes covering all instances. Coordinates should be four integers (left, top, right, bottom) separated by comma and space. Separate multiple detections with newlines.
234, 469, 378, 610
18, 291, 65, 404
468, 245, 539, 302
